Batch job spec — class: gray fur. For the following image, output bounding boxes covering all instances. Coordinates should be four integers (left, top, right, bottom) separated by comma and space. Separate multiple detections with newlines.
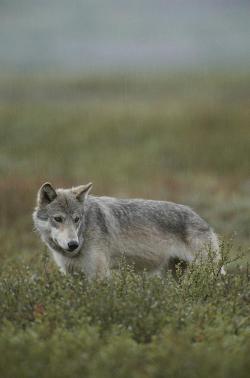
33, 183, 224, 279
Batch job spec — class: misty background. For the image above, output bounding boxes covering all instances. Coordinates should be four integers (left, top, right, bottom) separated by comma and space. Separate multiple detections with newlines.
0, 0, 250, 74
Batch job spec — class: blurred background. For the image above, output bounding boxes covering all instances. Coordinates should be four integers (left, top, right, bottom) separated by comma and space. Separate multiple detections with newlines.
0, 0, 249, 264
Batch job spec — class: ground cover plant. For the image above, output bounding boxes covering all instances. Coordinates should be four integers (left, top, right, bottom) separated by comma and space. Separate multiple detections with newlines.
0, 247, 249, 378
0, 72, 249, 377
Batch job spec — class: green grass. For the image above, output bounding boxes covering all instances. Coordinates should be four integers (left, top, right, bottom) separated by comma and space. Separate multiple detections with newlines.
0, 249, 249, 378
0, 72, 249, 377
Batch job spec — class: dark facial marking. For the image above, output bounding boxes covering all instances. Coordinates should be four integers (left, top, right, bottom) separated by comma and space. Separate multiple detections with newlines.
54, 216, 63, 223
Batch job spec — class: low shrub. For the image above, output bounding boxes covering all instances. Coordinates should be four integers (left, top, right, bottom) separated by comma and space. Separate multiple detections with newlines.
0, 246, 249, 377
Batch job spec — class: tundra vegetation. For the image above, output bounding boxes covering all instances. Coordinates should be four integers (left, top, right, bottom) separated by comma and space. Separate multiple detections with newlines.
0, 72, 249, 377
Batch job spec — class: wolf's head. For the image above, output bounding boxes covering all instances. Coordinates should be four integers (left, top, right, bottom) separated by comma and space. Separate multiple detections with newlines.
33, 182, 92, 257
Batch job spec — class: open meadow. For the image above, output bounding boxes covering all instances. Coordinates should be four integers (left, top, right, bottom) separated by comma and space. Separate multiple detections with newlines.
0, 72, 249, 377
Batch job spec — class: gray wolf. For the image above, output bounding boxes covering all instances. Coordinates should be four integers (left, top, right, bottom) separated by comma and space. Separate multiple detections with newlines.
33, 182, 225, 279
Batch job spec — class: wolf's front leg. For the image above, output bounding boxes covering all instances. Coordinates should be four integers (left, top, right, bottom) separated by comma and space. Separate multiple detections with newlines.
82, 249, 111, 281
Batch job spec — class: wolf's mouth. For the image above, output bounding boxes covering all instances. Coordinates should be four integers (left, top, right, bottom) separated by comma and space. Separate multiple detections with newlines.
49, 238, 81, 257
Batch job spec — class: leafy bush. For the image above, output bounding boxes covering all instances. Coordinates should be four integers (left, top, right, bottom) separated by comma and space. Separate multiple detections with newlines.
0, 247, 249, 378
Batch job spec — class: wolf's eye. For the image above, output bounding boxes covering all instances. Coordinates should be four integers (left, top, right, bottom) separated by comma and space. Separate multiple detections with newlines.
74, 216, 80, 223
54, 216, 63, 223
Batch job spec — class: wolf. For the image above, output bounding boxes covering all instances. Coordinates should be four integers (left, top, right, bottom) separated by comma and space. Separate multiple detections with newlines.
33, 182, 225, 279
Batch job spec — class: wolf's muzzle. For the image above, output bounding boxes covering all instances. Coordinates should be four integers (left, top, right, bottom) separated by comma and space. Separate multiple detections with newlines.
67, 241, 79, 251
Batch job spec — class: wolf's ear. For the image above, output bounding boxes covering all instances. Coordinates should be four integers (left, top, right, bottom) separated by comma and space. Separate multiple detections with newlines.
72, 182, 93, 202
37, 182, 57, 206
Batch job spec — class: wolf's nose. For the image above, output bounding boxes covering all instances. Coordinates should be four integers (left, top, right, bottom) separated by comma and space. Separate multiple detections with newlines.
68, 241, 79, 251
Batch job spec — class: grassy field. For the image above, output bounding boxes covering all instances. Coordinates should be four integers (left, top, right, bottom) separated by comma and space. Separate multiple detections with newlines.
0, 72, 249, 377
